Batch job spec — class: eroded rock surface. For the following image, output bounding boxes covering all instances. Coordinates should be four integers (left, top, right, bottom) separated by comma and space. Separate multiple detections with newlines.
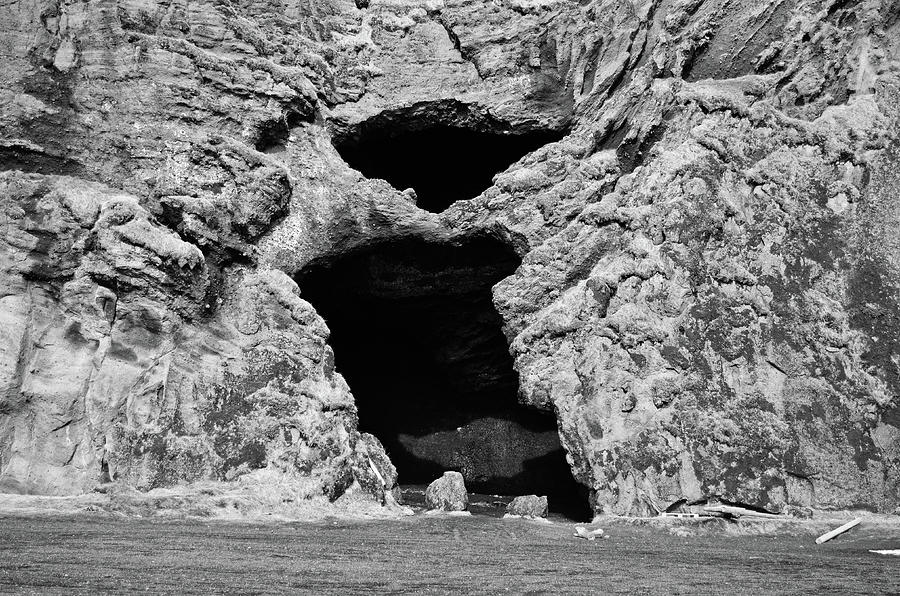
507, 494, 549, 518
425, 471, 469, 511
1, 0, 899, 516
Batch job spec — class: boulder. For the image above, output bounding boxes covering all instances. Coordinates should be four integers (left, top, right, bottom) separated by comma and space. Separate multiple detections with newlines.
425, 472, 468, 511
507, 495, 548, 518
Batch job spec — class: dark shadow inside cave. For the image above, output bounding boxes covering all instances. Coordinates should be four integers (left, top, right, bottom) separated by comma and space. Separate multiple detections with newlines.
332, 122, 565, 213
296, 236, 591, 520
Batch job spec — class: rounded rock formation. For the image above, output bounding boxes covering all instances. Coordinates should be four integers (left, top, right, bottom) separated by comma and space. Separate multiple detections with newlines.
507, 495, 549, 518
425, 472, 469, 512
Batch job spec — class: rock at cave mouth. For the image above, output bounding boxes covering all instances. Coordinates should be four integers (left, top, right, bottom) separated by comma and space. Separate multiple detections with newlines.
507, 495, 549, 518
425, 472, 469, 512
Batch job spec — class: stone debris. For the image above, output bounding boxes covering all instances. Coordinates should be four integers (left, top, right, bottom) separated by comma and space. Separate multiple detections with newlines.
425, 472, 468, 512
506, 495, 549, 518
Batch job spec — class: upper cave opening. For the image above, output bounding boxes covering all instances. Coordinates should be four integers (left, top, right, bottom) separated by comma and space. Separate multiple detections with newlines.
296, 236, 590, 519
331, 116, 566, 213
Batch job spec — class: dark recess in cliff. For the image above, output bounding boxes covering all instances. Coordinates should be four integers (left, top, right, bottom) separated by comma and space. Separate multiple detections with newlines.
296, 236, 590, 519
331, 117, 565, 213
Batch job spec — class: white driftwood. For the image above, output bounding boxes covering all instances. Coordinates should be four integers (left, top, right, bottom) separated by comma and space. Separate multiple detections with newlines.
815, 518, 862, 544
574, 526, 605, 541
703, 505, 781, 519
870, 550, 900, 556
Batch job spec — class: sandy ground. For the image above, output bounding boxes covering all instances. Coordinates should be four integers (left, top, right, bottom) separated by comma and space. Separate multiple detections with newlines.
1, 506, 899, 595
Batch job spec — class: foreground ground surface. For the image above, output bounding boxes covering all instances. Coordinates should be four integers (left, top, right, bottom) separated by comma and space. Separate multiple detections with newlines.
1, 512, 899, 595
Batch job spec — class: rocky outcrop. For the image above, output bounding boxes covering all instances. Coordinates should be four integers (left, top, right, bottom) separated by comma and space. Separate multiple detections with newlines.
507, 494, 548, 518
425, 471, 469, 511
1, 0, 899, 517
489, 3, 900, 515
0, 172, 396, 502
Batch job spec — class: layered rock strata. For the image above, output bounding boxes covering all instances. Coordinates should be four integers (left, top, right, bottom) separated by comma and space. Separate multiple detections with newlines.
1, 0, 898, 516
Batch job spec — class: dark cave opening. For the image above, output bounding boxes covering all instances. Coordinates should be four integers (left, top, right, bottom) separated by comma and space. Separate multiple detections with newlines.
332, 122, 566, 213
296, 236, 591, 520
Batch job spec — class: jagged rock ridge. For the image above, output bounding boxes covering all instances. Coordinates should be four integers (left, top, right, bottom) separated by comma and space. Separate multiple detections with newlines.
0, 0, 898, 516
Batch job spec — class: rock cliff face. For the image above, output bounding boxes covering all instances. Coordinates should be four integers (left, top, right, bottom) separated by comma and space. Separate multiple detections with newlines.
1, 0, 898, 515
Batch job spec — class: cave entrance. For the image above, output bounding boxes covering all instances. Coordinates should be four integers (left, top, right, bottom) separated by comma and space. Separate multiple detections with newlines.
331, 111, 566, 213
296, 236, 590, 520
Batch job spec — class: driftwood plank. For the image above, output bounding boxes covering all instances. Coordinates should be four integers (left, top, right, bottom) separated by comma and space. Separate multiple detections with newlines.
815, 518, 862, 544
702, 505, 781, 519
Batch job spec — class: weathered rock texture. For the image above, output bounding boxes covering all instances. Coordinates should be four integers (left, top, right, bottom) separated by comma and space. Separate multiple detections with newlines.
425, 471, 468, 511
1, 0, 899, 516
507, 494, 549, 518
